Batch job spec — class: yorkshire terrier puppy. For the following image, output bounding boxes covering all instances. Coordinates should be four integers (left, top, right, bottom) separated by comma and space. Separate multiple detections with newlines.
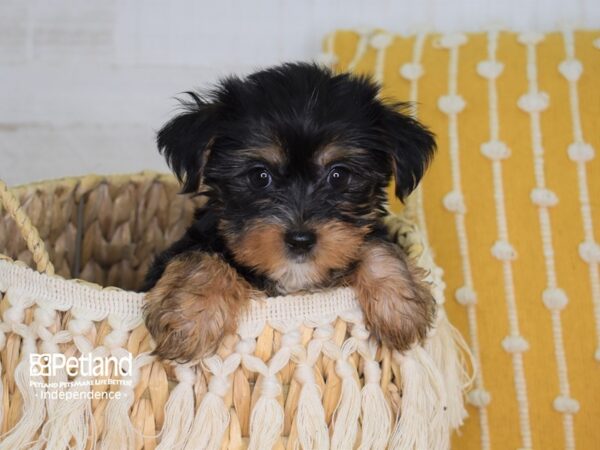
142, 63, 436, 362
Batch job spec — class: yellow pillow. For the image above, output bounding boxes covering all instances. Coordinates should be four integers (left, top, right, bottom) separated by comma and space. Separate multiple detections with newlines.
324, 29, 600, 449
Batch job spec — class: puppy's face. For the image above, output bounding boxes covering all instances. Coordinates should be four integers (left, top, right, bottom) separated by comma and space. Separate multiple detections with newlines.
158, 63, 435, 293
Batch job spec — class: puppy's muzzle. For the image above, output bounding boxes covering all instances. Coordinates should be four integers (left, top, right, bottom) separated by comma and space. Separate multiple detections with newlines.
284, 230, 316, 254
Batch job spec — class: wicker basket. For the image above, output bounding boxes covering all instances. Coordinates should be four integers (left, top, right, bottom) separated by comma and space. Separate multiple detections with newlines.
0, 172, 470, 450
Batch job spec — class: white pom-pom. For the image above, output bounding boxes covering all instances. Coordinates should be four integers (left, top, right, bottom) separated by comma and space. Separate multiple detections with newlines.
315, 52, 338, 66
553, 395, 580, 414
595, 348, 600, 361
438, 33, 468, 48
559, 59, 583, 81
455, 286, 477, 305
467, 388, 491, 407
399, 62, 423, 80
567, 142, 595, 162
477, 60, 504, 79
530, 187, 558, 207
491, 240, 517, 261
518, 32, 544, 45
594, 38, 600, 49
443, 191, 466, 214
481, 140, 510, 160
542, 288, 568, 310
502, 335, 529, 353
370, 32, 393, 49
438, 94, 466, 114
518, 92, 550, 113
579, 240, 600, 263
356, 26, 372, 36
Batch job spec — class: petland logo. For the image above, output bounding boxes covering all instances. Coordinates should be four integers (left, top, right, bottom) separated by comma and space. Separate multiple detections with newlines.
30, 353, 133, 378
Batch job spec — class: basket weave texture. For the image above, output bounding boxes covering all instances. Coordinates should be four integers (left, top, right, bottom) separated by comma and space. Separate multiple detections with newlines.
0, 172, 470, 450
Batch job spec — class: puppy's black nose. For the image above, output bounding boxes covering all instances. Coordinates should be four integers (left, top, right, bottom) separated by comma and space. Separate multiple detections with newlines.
285, 230, 316, 253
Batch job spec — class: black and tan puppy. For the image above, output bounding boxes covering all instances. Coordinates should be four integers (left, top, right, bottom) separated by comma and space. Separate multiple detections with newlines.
142, 63, 436, 362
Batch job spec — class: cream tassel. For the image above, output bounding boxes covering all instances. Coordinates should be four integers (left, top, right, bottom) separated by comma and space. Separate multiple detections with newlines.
358, 358, 391, 450
0, 323, 45, 450
99, 352, 154, 450
35, 307, 69, 416
32, 333, 95, 450
156, 365, 197, 450
330, 340, 361, 450
425, 308, 473, 430
245, 324, 294, 450
184, 354, 240, 450
389, 347, 449, 450
294, 363, 329, 450
248, 375, 284, 450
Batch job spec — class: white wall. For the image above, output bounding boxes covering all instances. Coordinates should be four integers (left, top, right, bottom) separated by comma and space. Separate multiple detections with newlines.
1, 0, 599, 186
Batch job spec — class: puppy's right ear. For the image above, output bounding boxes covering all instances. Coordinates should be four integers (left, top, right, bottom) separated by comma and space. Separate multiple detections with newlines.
157, 92, 220, 194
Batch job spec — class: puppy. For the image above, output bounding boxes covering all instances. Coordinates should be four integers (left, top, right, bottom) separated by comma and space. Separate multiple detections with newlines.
142, 63, 436, 363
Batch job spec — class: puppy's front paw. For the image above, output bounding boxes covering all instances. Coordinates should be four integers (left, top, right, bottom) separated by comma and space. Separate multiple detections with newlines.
351, 242, 436, 351
144, 252, 252, 362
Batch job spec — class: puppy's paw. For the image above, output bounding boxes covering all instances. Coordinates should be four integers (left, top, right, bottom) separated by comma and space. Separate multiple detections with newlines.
351, 242, 436, 351
144, 252, 252, 362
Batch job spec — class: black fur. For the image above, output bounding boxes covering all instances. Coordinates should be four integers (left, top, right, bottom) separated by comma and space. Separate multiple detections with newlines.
141, 62, 435, 292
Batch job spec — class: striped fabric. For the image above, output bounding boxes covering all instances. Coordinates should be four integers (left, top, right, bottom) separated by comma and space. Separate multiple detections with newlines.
323, 29, 600, 450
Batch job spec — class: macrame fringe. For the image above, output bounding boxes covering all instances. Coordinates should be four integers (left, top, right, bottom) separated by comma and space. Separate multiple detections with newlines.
156, 366, 196, 450
0, 357, 46, 450
330, 360, 361, 450
426, 309, 473, 430
98, 385, 137, 450
32, 382, 93, 450
358, 362, 391, 450
99, 352, 154, 450
247, 377, 284, 450
184, 392, 230, 450
295, 366, 329, 450
389, 347, 449, 450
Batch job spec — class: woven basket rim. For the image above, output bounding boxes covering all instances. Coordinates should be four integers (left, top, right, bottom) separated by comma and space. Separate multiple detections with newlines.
6, 170, 175, 192
0, 258, 362, 324
0, 170, 422, 326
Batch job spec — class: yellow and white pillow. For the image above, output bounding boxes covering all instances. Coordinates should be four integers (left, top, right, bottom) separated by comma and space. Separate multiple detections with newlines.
323, 29, 600, 449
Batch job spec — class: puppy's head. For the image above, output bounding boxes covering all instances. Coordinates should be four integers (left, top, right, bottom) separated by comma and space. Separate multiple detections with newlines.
158, 63, 435, 293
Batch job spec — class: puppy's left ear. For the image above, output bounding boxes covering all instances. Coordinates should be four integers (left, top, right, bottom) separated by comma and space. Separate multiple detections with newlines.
380, 104, 436, 201
157, 92, 221, 194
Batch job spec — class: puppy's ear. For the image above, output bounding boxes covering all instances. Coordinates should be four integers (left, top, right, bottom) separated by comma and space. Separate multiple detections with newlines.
380, 103, 436, 201
157, 92, 220, 194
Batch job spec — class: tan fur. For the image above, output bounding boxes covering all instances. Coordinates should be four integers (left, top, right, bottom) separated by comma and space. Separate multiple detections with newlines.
314, 145, 369, 166
225, 219, 370, 293
144, 252, 254, 362
146, 221, 429, 360
238, 146, 285, 165
349, 241, 436, 351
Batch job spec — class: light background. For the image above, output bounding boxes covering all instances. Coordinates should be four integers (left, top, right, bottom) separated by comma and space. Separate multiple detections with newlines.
1, 0, 599, 186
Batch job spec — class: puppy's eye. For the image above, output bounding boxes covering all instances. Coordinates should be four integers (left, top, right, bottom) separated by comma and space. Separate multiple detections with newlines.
248, 168, 272, 189
327, 166, 351, 189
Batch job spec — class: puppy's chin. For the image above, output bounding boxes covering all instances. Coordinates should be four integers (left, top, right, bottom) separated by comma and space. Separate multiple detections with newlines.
271, 261, 322, 294
222, 219, 371, 294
